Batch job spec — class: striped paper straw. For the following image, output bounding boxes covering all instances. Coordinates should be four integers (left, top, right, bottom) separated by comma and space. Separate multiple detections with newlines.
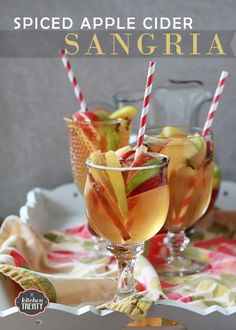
176, 71, 229, 226
172, 178, 196, 226
135, 61, 156, 159
202, 70, 228, 137
60, 49, 88, 112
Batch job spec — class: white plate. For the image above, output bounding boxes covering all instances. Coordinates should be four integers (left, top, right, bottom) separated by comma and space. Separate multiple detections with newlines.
19, 184, 86, 234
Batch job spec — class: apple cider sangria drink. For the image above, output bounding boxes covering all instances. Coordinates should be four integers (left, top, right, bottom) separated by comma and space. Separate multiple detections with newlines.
145, 126, 214, 276
64, 106, 137, 194
85, 147, 169, 244
84, 147, 169, 298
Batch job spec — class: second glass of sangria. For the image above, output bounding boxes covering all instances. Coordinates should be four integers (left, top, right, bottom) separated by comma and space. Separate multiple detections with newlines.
145, 126, 214, 276
64, 106, 137, 254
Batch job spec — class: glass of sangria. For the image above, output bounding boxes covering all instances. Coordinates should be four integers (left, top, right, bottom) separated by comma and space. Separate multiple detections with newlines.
64, 106, 137, 254
145, 126, 214, 276
84, 148, 169, 299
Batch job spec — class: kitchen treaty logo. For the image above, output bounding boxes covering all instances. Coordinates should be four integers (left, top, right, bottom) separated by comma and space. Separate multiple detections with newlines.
15, 289, 49, 316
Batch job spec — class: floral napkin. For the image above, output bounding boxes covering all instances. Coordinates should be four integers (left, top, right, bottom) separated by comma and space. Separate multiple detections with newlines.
0, 209, 236, 323
0, 216, 163, 321
148, 209, 236, 309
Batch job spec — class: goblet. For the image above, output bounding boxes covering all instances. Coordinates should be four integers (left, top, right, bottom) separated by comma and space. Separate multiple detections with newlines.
145, 126, 214, 276
84, 150, 169, 299
65, 116, 131, 255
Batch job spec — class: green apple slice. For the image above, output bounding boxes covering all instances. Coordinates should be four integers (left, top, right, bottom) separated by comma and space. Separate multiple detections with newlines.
104, 125, 120, 150
104, 151, 128, 217
96, 113, 111, 121
109, 106, 138, 120
188, 133, 204, 150
95, 112, 120, 150
126, 158, 161, 194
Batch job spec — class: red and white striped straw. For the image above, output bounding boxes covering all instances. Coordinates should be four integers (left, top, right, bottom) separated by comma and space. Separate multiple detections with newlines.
172, 178, 196, 226
135, 61, 156, 159
60, 49, 88, 112
202, 70, 228, 137
175, 71, 229, 226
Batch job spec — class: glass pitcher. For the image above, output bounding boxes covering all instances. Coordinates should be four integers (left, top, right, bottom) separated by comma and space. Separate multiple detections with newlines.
113, 80, 212, 133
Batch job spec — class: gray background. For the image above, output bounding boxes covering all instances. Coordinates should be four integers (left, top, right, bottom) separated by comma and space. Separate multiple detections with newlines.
0, 0, 235, 219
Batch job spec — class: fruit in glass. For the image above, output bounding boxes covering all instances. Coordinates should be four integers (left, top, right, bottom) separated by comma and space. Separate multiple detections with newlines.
145, 126, 214, 276
65, 107, 137, 194
84, 148, 169, 299
64, 106, 137, 255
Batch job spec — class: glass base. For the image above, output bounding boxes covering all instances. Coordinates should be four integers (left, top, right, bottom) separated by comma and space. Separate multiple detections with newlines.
156, 256, 209, 277
156, 230, 209, 276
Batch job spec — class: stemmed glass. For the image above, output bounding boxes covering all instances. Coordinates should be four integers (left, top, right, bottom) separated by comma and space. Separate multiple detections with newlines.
64, 116, 131, 255
145, 127, 214, 276
84, 151, 169, 299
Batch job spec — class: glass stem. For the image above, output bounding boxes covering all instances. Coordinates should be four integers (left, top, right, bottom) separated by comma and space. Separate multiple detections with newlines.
164, 230, 190, 261
107, 242, 144, 300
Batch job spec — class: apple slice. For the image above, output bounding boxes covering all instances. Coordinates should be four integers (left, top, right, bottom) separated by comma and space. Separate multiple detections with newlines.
109, 106, 138, 120
126, 152, 159, 182
120, 150, 135, 161
144, 135, 168, 153
115, 146, 132, 158
128, 174, 164, 197
126, 159, 161, 194
131, 151, 156, 167
89, 150, 107, 167
103, 125, 119, 150
95, 113, 110, 121
89, 151, 118, 202
104, 151, 128, 217
161, 135, 205, 176
88, 172, 130, 241
187, 133, 207, 168
126, 152, 162, 194
94, 112, 120, 150
161, 126, 188, 138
